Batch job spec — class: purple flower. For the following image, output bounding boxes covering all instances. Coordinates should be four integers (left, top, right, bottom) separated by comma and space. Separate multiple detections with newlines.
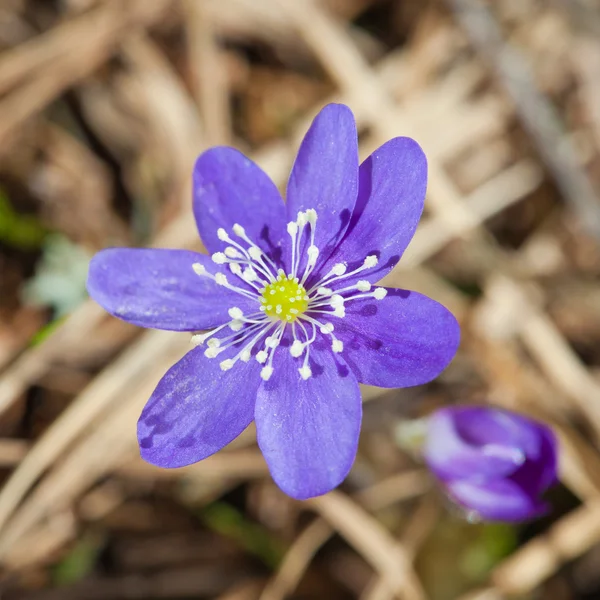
87, 103, 459, 499
424, 406, 558, 522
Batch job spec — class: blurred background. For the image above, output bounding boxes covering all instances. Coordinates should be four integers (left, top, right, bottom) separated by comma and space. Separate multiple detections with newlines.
1, 0, 600, 598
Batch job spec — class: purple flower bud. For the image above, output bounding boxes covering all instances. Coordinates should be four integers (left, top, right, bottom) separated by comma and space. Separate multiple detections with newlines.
424, 406, 558, 522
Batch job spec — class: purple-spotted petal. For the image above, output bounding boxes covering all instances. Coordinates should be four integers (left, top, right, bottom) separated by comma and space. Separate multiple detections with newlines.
320, 137, 427, 284
138, 346, 260, 468
193, 147, 287, 261
331, 288, 459, 388
424, 408, 529, 482
286, 104, 358, 264
446, 478, 548, 522
255, 345, 361, 499
87, 248, 253, 331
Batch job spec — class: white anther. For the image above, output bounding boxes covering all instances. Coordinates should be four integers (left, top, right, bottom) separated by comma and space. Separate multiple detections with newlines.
190, 332, 210, 346
332, 263, 347, 276
305, 208, 317, 224
240, 349, 252, 362
211, 252, 227, 265
229, 320, 244, 331
317, 287, 333, 297
265, 335, 280, 349
220, 359, 234, 371
356, 280, 371, 292
287, 222, 298, 236
233, 224, 245, 236
192, 263, 206, 275
320, 323, 334, 334
256, 350, 269, 364
290, 340, 304, 357
333, 306, 346, 318
332, 340, 344, 353
298, 365, 312, 380
229, 263, 242, 276
248, 247, 262, 260
207, 338, 221, 348
260, 366, 274, 381
242, 267, 258, 282
217, 228, 228, 241
364, 255, 378, 268
307, 245, 319, 263
275, 305, 282, 314
224, 246, 241, 258
228, 307, 244, 320
373, 287, 387, 300
297, 211, 308, 227
215, 273, 228, 286
330, 294, 345, 308
204, 347, 220, 358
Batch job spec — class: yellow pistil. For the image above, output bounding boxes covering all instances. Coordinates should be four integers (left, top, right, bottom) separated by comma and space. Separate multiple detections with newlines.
261, 273, 309, 322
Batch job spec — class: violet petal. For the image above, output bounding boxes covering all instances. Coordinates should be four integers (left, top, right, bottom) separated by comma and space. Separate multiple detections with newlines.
330, 288, 459, 388
87, 248, 253, 331
286, 104, 358, 268
447, 478, 548, 522
138, 346, 260, 468
318, 137, 427, 285
193, 146, 287, 261
255, 345, 361, 499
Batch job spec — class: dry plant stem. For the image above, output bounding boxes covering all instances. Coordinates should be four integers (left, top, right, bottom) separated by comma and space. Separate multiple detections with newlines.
492, 500, 600, 594
0, 0, 173, 149
361, 496, 440, 600
260, 471, 431, 600
184, 0, 232, 146
447, 0, 600, 240
308, 492, 427, 600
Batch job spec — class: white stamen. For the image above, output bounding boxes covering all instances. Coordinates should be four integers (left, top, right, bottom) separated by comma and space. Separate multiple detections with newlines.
332, 339, 344, 353
240, 349, 252, 362
192, 263, 206, 275
364, 255, 378, 268
212, 252, 227, 264
228, 307, 244, 320
217, 228, 228, 241
225, 246, 241, 258
356, 280, 371, 292
320, 323, 334, 334
287, 222, 298, 236
229, 263, 242, 276
373, 287, 387, 300
229, 320, 244, 331
332, 306, 346, 318
215, 273, 228, 286
232, 224, 245, 237
330, 294, 345, 308
207, 338, 221, 348
305, 208, 317, 224
204, 347, 220, 358
260, 365, 274, 381
248, 247, 262, 260
220, 359, 234, 371
332, 263, 347, 276
256, 350, 268, 364
298, 365, 312, 380
290, 340, 304, 357
307, 245, 319, 264
316, 287, 332, 297
265, 335, 280, 349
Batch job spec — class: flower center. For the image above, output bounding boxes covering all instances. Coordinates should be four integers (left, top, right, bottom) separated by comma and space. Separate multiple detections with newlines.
191, 209, 387, 381
261, 273, 309, 322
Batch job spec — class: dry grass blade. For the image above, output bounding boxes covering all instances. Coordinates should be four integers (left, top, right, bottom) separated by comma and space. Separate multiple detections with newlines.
308, 491, 427, 600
